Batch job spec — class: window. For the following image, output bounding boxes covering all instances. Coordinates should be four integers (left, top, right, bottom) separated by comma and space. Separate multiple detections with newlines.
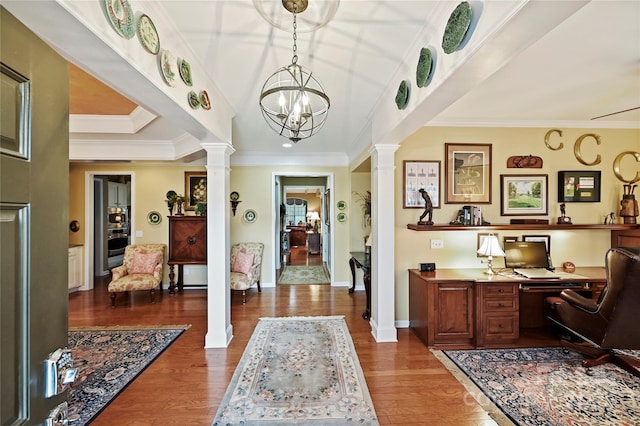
285, 198, 307, 225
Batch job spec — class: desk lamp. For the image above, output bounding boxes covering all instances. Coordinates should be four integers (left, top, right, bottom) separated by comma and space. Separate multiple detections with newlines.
476, 234, 505, 275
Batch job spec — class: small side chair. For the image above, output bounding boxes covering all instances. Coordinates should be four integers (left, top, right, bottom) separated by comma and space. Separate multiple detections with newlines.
230, 242, 264, 303
108, 243, 166, 307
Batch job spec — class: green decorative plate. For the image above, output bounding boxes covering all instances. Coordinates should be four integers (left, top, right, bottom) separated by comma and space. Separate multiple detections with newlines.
104, 0, 135, 39
395, 80, 410, 110
188, 91, 200, 109
179, 59, 193, 87
137, 13, 160, 55
337, 212, 347, 223
416, 47, 433, 88
442, 1, 473, 54
147, 211, 162, 225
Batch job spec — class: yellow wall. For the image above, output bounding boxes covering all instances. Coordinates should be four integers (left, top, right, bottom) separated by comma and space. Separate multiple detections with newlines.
229, 165, 352, 286
393, 126, 640, 322
69, 126, 639, 323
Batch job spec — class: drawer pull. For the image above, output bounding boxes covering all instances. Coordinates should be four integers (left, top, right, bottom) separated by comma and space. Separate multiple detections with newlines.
187, 236, 197, 245
499, 324, 504, 328
498, 303, 504, 307
498, 289, 504, 293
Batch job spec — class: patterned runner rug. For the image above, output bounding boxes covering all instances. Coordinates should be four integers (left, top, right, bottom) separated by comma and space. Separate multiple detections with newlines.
212, 316, 378, 425
278, 265, 330, 284
68, 325, 190, 425
434, 347, 640, 426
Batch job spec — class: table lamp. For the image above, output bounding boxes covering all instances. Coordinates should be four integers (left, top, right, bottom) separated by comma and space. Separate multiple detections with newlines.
307, 211, 320, 232
476, 234, 505, 275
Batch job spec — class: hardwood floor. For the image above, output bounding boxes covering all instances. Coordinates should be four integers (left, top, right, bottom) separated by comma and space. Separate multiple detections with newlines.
69, 247, 541, 425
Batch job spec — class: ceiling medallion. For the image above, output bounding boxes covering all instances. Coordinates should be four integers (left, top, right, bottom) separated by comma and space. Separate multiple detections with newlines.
253, 0, 339, 32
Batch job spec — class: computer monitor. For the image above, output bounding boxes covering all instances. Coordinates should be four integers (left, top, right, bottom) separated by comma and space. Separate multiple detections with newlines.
504, 241, 549, 269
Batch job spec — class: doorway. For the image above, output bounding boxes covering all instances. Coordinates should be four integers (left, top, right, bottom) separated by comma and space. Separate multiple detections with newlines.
272, 173, 333, 286
82, 171, 135, 290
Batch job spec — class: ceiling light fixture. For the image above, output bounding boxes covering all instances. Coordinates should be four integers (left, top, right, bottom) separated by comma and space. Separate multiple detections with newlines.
259, 0, 330, 143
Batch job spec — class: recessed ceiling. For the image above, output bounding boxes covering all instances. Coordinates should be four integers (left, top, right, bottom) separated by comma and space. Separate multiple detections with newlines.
5, 0, 638, 165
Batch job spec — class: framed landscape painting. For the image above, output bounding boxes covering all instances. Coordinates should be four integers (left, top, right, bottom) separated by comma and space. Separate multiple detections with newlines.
500, 174, 548, 216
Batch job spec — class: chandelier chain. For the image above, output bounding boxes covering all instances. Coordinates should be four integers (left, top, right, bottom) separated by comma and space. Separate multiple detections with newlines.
291, 3, 298, 64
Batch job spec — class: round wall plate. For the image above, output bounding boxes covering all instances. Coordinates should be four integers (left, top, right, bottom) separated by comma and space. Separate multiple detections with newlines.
337, 212, 347, 222
147, 211, 162, 225
395, 80, 410, 110
243, 209, 257, 223
337, 200, 347, 210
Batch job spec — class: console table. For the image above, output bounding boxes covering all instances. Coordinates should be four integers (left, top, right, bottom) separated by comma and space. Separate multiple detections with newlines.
167, 216, 206, 294
408, 267, 606, 348
349, 251, 371, 319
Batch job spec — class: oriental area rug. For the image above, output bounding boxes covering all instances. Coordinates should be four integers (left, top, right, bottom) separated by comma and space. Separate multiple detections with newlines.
278, 265, 330, 284
212, 316, 378, 425
67, 325, 189, 425
434, 347, 640, 426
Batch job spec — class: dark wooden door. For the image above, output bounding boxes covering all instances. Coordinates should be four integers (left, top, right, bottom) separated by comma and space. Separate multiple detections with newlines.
1, 7, 69, 424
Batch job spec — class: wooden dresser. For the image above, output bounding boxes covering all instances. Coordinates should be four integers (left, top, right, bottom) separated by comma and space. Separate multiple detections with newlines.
168, 216, 206, 293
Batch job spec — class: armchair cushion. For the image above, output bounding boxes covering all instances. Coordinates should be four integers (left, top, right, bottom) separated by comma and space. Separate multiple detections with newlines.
232, 250, 254, 275
130, 252, 162, 275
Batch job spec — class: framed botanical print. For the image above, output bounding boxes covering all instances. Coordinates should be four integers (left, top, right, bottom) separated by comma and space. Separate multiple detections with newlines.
445, 143, 492, 204
185, 171, 207, 211
403, 160, 440, 208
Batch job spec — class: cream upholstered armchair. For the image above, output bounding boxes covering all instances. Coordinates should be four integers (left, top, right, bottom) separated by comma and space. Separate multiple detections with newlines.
230, 242, 264, 303
108, 243, 166, 307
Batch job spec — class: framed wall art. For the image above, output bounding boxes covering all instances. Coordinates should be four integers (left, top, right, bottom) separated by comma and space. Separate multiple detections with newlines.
445, 143, 492, 204
403, 160, 440, 208
185, 171, 207, 211
557, 170, 601, 202
500, 174, 548, 216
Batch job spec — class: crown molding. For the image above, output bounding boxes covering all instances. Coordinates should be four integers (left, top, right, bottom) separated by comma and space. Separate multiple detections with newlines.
70, 106, 156, 134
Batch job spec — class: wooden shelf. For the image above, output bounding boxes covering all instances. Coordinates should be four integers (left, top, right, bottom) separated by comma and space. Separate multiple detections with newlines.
406, 223, 639, 231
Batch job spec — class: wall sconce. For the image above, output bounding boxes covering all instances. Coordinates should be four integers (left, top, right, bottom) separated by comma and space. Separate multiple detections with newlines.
230, 191, 241, 216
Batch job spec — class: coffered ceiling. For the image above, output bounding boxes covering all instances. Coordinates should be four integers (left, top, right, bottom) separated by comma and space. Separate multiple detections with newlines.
4, 1, 639, 166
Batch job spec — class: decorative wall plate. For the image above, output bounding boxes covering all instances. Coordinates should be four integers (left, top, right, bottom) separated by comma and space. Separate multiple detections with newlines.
105, 0, 135, 39
243, 209, 257, 223
137, 14, 160, 55
395, 80, 410, 110
179, 59, 193, 86
507, 155, 543, 168
442, 1, 472, 54
200, 90, 211, 110
337, 212, 347, 222
188, 91, 200, 109
159, 50, 178, 87
337, 200, 347, 210
147, 211, 162, 225
416, 47, 433, 88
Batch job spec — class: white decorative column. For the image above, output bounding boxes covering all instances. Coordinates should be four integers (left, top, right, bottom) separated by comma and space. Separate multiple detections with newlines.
369, 143, 399, 342
203, 142, 235, 348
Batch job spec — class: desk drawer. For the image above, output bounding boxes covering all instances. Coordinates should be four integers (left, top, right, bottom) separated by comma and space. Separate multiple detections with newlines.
484, 283, 517, 297
483, 314, 518, 341
483, 298, 517, 312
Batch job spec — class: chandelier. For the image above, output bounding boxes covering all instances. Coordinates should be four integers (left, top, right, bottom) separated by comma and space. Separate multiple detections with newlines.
259, 0, 330, 143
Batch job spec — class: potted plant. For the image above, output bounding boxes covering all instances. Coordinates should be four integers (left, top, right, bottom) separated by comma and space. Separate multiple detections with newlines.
353, 190, 371, 229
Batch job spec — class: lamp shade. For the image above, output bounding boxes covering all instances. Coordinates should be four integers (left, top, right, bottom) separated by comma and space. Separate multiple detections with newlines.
477, 235, 505, 257
307, 211, 320, 221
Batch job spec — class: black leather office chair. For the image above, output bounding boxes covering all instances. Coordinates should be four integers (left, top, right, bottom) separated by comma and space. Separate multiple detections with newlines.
547, 246, 640, 377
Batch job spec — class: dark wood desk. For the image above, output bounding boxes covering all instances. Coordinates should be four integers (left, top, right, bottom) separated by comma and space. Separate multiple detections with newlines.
349, 251, 371, 319
167, 216, 207, 294
408, 267, 606, 349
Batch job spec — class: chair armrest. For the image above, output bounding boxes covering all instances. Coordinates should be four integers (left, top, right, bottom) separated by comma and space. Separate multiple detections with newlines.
112, 265, 127, 281
153, 263, 163, 281
560, 289, 598, 313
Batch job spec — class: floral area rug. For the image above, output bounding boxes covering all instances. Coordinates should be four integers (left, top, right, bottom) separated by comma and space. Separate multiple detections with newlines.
67, 325, 189, 425
278, 265, 330, 284
212, 316, 378, 425
434, 347, 640, 426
